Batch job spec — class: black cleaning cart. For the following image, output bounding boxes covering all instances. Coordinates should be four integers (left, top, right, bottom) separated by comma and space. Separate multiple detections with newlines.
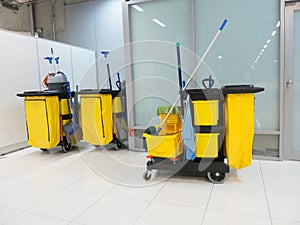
144, 85, 264, 183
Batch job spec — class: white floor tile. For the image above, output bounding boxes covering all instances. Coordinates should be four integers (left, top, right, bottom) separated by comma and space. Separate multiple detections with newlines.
79, 150, 137, 183
272, 218, 300, 225
208, 186, 269, 217
221, 160, 264, 191
267, 192, 300, 221
108, 179, 166, 201
0, 206, 22, 224
135, 202, 205, 225
73, 195, 149, 225
28, 168, 88, 188
29, 189, 102, 221
69, 172, 116, 194
0, 149, 84, 182
60, 158, 93, 173
202, 209, 271, 225
0, 179, 61, 211
3, 212, 69, 225
261, 161, 300, 195
154, 177, 213, 208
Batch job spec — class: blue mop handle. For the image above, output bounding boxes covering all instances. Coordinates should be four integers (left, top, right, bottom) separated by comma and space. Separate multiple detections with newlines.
219, 19, 228, 31
156, 19, 228, 135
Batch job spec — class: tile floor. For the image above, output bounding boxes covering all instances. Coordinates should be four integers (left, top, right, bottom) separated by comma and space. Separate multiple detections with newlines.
0, 145, 300, 225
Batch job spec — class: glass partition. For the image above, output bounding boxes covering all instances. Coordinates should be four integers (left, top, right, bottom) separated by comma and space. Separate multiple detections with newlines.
195, 0, 280, 130
129, 0, 192, 126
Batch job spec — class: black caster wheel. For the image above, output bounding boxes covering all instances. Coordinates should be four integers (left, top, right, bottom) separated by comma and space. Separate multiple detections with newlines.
207, 171, 226, 184
62, 143, 72, 153
40, 148, 48, 152
146, 159, 154, 166
115, 140, 123, 150
143, 170, 152, 181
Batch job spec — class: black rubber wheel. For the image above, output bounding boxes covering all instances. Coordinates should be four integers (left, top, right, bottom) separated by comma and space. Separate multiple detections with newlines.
40, 148, 48, 151
62, 143, 72, 153
207, 171, 226, 184
115, 140, 123, 150
143, 170, 152, 181
146, 159, 154, 166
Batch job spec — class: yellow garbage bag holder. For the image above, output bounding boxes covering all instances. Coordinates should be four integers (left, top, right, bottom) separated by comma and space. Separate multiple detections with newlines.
225, 93, 254, 170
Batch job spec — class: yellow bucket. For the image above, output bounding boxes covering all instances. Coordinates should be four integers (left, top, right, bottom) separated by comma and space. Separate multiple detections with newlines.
193, 100, 218, 125
195, 133, 219, 158
143, 132, 182, 158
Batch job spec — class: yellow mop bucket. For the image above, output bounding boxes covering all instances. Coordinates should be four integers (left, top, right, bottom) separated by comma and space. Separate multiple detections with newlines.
143, 132, 183, 159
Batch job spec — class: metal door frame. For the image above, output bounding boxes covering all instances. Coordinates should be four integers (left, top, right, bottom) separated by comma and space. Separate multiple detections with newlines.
282, 0, 300, 160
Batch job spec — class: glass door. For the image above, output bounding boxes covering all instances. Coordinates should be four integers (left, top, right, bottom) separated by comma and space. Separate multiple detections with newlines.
284, 1, 300, 159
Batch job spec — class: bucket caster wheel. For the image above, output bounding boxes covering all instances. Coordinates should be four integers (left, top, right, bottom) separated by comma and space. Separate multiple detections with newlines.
40, 148, 48, 152
143, 170, 152, 181
207, 171, 226, 184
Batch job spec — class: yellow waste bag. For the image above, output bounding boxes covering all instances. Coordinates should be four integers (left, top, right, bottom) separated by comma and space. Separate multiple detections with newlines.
225, 94, 254, 170
81, 94, 113, 145
25, 96, 60, 149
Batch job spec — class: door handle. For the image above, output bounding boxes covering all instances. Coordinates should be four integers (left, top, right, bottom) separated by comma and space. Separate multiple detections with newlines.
286, 80, 293, 87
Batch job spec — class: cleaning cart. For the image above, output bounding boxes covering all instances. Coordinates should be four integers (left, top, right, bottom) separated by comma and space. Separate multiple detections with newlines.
143, 84, 264, 183
143, 19, 264, 183
78, 88, 123, 149
17, 49, 80, 152
17, 74, 79, 152
78, 51, 125, 149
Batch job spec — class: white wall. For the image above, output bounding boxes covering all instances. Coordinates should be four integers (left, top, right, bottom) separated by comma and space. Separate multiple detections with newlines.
65, 0, 124, 53
0, 29, 39, 150
65, 1, 97, 51
94, 0, 124, 52
65, 0, 125, 90
0, 29, 96, 151
71, 46, 98, 89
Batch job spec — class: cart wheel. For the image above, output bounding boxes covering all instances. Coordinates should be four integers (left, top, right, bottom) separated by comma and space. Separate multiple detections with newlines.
146, 159, 154, 166
207, 171, 226, 184
143, 170, 152, 181
115, 140, 123, 150
62, 143, 72, 153
40, 148, 48, 152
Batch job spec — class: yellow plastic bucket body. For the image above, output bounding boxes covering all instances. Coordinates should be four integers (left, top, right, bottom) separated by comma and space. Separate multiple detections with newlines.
193, 100, 218, 125
80, 94, 113, 145
225, 94, 254, 170
143, 132, 183, 158
24, 96, 60, 149
195, 133, 219, 158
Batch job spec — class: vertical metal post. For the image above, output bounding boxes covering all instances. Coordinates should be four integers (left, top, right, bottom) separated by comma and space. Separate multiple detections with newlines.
29, 4, 35, 36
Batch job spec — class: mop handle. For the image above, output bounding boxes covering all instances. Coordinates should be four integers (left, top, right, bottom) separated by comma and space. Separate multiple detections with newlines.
183, 19, 227, 91
157, 19, 228, 133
